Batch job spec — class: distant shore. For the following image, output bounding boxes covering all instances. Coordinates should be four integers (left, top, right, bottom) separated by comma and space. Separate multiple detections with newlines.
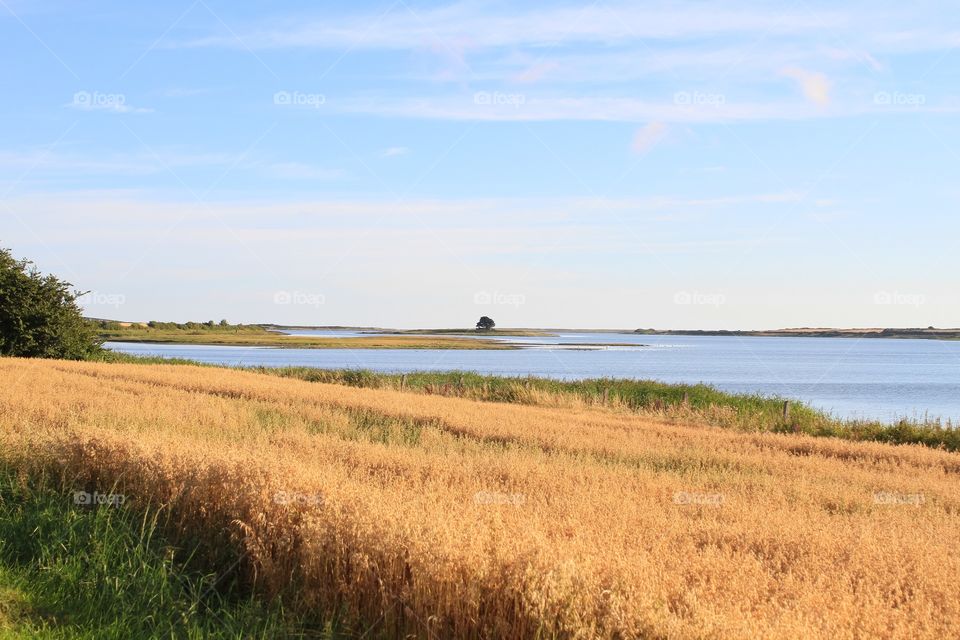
277, 325, 960, 341
375, 328, 555, 337
94, 320, 960, 347
633, 327, 960, 340
96, 324, 515, 350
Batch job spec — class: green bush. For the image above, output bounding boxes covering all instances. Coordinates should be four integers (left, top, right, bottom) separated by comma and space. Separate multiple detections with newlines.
0, 248, 102, 360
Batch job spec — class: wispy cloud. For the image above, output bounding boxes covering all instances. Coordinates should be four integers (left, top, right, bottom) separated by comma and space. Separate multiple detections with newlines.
161, 2, 960, 125
380, 146, 409, 158
0, 149, 239, 176
512, 62, 560, 84
0, 149, 348, 187
336, 95, 847, 123
173, 3, 846, 50
3, 190, 805, 226
631, 122, 669, 154
780, 67, 832, 106
170, 2, 960, 62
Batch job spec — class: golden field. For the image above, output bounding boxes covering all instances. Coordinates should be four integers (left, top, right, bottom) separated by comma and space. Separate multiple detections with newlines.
1, 358, 958, 639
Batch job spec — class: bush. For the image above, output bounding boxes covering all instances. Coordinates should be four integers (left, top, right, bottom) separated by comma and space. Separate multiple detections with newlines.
0, 248, 102, 359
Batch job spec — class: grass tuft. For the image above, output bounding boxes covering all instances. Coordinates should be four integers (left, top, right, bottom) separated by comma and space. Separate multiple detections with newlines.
0, 465, 336, 639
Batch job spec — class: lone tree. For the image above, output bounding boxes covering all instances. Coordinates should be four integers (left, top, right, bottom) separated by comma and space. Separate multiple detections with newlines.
0, 248, 102, 359
476, 316, 496, 331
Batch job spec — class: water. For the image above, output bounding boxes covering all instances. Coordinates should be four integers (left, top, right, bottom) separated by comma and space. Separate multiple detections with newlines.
105, 332, 960, 423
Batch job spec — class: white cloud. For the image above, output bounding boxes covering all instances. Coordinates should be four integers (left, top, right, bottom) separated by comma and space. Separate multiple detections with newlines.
0, 149, 240, 176
175, 3, 845, 50
631, 122, 668, 154
0, 149, 349, 184
171, 2, 960, 64
3, 192, 796, 285
512, 62, 560, 84
1, 190, 805, 229
159, 2, 960, 126
380, 146, 409, 158
780, 67, 832, 106
336, 95, 842, 123
1, 189, 860, 327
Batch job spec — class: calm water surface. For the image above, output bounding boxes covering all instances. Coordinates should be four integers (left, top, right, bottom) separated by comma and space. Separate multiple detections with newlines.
106, 332, 960, 423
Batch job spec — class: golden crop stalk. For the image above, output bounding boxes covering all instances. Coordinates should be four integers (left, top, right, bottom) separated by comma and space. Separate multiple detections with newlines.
1, 358, 958, 639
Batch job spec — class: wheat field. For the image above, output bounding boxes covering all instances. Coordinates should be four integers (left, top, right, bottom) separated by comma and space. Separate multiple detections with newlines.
1, 358, 958, 639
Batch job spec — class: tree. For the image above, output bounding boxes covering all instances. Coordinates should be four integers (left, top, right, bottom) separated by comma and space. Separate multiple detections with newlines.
0, 247, 102, 359
476, 316, 496, 331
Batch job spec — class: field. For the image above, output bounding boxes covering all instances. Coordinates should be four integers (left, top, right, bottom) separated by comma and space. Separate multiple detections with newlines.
97, 326, 512, 350
2, 358, 959, 638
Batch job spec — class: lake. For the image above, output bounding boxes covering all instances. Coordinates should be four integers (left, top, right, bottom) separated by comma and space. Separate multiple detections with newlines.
106, 331, 960, 424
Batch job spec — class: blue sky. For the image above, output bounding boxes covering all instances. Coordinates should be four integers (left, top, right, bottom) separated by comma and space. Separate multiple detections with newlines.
1, 0, 958, 328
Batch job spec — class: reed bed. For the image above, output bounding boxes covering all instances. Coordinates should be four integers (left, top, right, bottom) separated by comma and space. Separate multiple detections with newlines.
1, 358, 958, 639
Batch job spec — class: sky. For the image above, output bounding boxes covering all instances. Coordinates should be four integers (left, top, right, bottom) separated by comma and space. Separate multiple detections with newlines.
1, 0, 958, 329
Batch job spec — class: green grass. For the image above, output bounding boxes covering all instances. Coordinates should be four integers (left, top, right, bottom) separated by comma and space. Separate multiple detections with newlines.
89, 350, 214, 366
0, 465, 341, 639
254, 368, 960, 451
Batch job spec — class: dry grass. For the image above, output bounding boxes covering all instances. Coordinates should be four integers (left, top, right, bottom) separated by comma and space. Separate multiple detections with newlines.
1, 358, 958, 639
0, 585, 28, 631
101, 330, 513, 349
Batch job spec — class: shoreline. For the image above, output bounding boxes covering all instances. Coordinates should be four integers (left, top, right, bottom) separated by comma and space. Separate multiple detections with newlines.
276, 325, 960, 342
99, 333, 516, 350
